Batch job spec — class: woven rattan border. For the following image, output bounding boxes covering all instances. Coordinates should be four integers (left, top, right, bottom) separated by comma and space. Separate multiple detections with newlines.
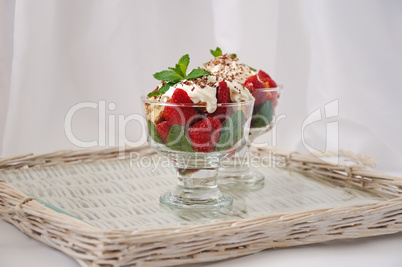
1, 146, 402, 266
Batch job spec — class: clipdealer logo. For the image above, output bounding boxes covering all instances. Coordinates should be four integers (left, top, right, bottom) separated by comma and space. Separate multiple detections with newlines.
301, 99, 339, 164
64, 100, 147, 156
64, 99, 339, 164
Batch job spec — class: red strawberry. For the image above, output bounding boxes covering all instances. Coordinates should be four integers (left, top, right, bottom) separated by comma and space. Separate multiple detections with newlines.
217, 81, 231, 103
258, 70, 277, 88
156, 121, 171, 143
260, 69, 279, 108
164, 89, 199, 126
257, 70, 271, 82
210, 81, 232, 122
264, 78, 276, 88
188, 117, 222, 152
244, 75, 264, 92
247, 72, 279, 106
245, 75, 268, 106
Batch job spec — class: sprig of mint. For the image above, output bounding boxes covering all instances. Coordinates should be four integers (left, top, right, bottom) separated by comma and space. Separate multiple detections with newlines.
215, 110, 246, 151
210, 47, 256, 71
147, 120, 163, 144
147, 120, 194, 152
147, 82, 176, 98
167, 125, 194, 152
210, 47, 222, 57
148, 54, 211, 97
251, 101, 274, 128
248, 65, 257, 72
210, 47, 237, 58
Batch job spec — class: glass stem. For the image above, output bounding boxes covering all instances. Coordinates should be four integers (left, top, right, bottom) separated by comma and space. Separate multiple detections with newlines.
218, 143, 265, 186
178, 168, 218, 188
221, 144, 251, 172
160, 166, 233, 209
172, 168, 223, 203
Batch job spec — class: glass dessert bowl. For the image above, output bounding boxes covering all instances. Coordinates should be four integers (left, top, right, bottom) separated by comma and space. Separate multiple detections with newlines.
217, 71, 283, 187
142, 95, 254, 209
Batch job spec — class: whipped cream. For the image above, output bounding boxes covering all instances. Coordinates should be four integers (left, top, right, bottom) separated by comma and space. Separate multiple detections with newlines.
161, 76, 218, 113
226, 80, 253, 102
203, 54, 256, 84
155, 54, 256, 113
159, 75, 253, 113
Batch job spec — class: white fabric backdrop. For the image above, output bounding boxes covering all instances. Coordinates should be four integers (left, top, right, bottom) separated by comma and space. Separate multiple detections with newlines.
1, 1, 402, 267
0, 1, 401, 164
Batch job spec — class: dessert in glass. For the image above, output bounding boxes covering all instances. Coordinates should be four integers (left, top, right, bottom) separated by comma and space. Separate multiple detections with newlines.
142, 54, 254, 209
203, 51, 282, 186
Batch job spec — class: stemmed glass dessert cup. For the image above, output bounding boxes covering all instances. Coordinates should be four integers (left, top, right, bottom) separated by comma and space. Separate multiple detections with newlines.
218, 85, 283, 187
142, 97, 254, 209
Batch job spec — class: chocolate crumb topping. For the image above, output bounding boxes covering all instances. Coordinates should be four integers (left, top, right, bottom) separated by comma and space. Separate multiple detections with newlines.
202, 53, 255, 83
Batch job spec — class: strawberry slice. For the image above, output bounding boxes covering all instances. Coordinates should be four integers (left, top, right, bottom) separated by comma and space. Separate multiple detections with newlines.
247, 72, 279, 107
258, 70, 277, 88
257, 70, 272, 82
245, 74, 268, 106
164, 89, 199, 126
244, 75, 264, 92
259, 70, 279, 108
217, 81, 231, 103
156, 121, 171, 143
209, 81, 232, 122
188, 117, 222, 152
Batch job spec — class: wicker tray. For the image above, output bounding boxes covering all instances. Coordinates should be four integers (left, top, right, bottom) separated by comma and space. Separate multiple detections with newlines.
1, 146, 402, 267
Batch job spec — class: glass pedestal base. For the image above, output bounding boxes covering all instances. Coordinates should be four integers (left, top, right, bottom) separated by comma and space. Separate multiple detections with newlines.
218, 167, 265, 189
160, 168, 233, 210
218, 144, 266, 188
160, 187, 233, 209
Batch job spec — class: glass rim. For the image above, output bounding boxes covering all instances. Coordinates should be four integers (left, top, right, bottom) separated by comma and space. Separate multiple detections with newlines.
252, 84, 284, 93
142, 84, 283, 107
141, 95, 255, 108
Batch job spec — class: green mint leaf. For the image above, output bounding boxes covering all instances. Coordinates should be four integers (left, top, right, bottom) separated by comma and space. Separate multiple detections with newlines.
231, 53, 237, 57
210, 47, 222, 57
167, 125, 194, 152
147, 91, 159, 98
168, 66, 185, 78
251, 101, 274, 128
248, 65, 257, 72
215, 110, 246, 151
153, 70, 182, 83
147, 120, 163, 144
185, 69, 211, 80
147, 82, 175, 97
178, 54, 190, 75
158, 82, 175, 94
